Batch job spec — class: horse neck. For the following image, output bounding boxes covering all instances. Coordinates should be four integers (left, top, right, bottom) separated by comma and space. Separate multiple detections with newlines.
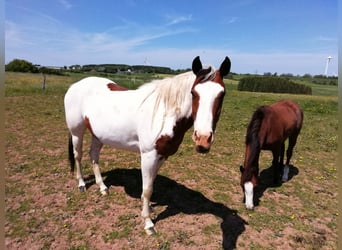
244, 142, 260, 169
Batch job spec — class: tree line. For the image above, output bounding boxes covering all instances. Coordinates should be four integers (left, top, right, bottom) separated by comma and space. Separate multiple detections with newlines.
5, 59, 187, 75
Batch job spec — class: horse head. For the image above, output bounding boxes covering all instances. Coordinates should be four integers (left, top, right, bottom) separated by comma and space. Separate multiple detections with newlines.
190, 56, 231, 153
240, 164, 259, 210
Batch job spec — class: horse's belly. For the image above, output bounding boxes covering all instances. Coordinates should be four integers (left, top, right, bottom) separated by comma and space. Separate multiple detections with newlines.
96, 131, 140, 152
87, 114, 141, 152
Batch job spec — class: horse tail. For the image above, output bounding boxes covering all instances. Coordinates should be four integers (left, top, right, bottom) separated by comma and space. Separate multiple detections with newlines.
68, 134, 75, 173
296, 106, 304, 131
287, 100, 304, 131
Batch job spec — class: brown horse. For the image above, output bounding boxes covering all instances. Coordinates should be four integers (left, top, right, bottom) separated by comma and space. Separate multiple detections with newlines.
240, 100, 303, 209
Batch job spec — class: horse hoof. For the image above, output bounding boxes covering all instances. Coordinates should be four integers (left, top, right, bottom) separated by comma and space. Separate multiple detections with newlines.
79, 186, 86, 192
245, 204, 254, 210
145, 227, 156, 235
100, 188, 109, 196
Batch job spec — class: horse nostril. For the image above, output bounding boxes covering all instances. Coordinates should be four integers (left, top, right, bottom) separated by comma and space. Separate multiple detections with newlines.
196, 145, 210, 153
207, 132, 213, 143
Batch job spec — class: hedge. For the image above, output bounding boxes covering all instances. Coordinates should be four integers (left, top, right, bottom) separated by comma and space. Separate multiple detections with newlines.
237, 76, 312, 95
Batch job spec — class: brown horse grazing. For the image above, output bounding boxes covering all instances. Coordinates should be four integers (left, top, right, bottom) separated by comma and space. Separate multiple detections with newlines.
240, 100, 303, 209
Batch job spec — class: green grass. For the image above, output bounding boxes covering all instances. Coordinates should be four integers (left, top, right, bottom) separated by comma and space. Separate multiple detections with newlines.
5, 72, 337, 249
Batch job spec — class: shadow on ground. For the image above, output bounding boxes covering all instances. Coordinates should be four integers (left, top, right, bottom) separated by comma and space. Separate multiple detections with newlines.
253, 164, 299, 207
86, 168, 248, 250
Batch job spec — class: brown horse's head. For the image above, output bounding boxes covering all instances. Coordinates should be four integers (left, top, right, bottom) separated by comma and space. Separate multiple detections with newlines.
190, 56, 231, 153
240, 163, 259, 210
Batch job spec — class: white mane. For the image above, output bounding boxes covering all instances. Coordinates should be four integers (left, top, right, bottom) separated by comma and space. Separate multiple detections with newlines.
139, 66, 216, 120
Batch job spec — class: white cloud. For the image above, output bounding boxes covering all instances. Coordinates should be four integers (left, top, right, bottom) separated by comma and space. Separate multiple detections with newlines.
226, 17, 238, 24
316, 36, 337, 42
58, 0, 72, 10
166, 14, 193, 26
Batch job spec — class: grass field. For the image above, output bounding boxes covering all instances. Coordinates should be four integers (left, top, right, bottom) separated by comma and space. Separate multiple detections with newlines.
5, 72, 337, 249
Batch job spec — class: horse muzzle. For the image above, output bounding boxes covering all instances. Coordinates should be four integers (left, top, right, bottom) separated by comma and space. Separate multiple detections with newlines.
192, 131, 214, 153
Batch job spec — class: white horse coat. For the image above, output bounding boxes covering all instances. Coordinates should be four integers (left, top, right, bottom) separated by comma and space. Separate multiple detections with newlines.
64, 56, 231, 234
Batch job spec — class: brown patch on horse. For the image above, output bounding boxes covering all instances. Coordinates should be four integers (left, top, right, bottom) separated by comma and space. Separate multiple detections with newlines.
84, 116, 95, 135
155, 117, 193, 158
212, 86, 225, 131
107, 83, 128, 91
211, 70, 225, 87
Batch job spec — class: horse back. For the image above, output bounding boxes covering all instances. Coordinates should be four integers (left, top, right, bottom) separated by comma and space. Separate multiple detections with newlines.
259, 100, 303, 148
270, 100, 303, 130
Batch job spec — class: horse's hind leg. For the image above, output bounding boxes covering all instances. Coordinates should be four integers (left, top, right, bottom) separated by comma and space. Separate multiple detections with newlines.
70, 130, 87, 192
279, 142, 286, 182
271, 149, 281, 184
279, 142, 285, 166
282, 134, 298, 182
90, 136, 108, 195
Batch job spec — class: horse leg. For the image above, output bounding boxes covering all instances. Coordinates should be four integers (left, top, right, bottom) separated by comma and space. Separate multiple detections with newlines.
140, 150, 165, 235
71, 132, 87, 192
90, 136, 108, 195
282, 134, 298, 182
271, 149, 280, 184
279, 142, 285, 181
280, 142, 285, 166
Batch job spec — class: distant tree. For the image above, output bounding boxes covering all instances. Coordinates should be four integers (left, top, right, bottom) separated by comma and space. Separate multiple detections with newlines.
280, 73, 294, 78
302, 73, 312, 78
5, 59, 38, 73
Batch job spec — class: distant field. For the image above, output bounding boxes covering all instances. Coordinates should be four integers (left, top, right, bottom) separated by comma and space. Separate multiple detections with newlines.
5, 72, 337, 249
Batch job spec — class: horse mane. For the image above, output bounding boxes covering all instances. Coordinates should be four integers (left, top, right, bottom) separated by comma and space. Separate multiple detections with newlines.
244, 106, 268, 179
195, 66, 216, 83
139, 66, 216, 120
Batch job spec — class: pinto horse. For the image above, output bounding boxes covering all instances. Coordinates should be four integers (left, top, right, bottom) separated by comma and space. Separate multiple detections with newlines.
239, 100, 303, 210
64, 56, 231, 234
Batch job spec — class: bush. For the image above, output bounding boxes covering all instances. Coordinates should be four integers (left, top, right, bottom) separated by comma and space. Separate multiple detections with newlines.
238, 76, 312, 95
5, 59, 38, 73
38, 67, 64, 76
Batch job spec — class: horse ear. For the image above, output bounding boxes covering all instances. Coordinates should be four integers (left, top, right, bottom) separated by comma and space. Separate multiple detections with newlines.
219, 56, 231, 77
192, 56, 202, 75
240, 165, 245, 173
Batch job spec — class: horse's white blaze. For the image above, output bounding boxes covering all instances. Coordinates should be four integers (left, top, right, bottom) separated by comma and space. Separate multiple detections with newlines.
282, 164, 289, 182
193, 82, 224, 137
244, 181, 254, 209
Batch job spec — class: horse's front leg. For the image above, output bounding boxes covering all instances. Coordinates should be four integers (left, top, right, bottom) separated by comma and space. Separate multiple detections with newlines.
140, 150, 165, 235
90, 136, 108, 195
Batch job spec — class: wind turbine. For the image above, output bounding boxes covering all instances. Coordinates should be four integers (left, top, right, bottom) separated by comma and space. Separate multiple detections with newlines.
324, 56, 332, 76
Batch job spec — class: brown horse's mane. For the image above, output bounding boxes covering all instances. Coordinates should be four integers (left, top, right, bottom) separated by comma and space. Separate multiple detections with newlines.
243, 106, 268, 181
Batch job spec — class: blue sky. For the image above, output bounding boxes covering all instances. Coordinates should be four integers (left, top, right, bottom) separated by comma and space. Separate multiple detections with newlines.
5, 0, 338, 75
